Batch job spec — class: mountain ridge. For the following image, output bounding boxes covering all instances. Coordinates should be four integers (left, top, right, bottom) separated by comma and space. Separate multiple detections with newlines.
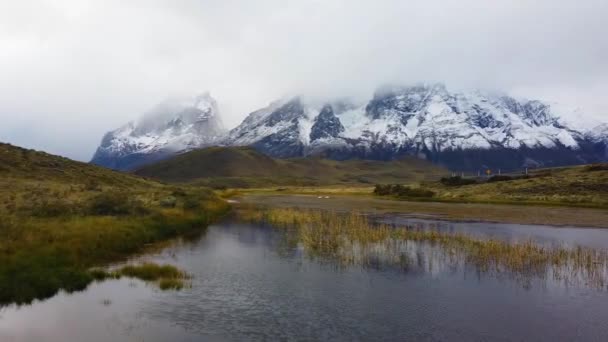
91, 84, 608, 171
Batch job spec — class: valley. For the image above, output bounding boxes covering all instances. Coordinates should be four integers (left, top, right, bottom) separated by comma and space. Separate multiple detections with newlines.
4, 2, 608, 340
3, 141, 608, 341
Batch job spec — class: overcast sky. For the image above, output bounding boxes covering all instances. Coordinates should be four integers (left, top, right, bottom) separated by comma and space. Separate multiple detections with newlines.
1, 0, 607, 161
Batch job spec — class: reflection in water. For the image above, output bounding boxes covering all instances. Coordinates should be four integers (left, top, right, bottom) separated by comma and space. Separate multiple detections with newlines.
240, 208, 608, 291
2, 217, 608, 341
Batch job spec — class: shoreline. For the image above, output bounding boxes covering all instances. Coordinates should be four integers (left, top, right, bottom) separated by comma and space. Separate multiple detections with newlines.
238, 193, 608, 229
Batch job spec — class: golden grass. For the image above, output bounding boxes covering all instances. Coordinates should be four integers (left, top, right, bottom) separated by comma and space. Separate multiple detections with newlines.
238, 207, 608, 289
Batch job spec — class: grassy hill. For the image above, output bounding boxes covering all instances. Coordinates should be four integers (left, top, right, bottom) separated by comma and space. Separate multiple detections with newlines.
374, 163, 608, 208
134, 146, 447, 188
0, 143, 228, 305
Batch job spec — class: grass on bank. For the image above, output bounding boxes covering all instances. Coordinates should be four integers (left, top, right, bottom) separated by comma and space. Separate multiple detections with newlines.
0, 188, 229, 305
238, 207, 608, 289
91, 263, 191, 290
0, 143, 230, 306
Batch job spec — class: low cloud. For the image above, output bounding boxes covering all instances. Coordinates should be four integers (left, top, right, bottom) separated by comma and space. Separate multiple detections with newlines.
1, 0, 607, 160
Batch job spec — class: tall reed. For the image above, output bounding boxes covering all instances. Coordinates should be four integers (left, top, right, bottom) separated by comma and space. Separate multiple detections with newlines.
238, 207, 608, 289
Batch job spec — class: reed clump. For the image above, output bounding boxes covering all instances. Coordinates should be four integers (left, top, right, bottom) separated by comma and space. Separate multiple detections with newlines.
239, 207, 608, 289
92, 263, 190, 290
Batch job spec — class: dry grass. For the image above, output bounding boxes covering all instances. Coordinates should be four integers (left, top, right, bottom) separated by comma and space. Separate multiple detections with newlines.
239, 207, 608, 289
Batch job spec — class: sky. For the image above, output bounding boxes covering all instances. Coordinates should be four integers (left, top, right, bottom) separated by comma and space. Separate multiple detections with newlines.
1, 0, 607, 161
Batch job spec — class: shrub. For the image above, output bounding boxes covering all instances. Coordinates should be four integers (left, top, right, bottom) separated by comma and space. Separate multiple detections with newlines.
586, 163, 608, 172
171, 188, 187, 197
23, 200, 74, 217
393, 186, 435, 198
373, 184, 435, 198
373, 184, 393, 196
84, 180, 102, 191
487, 175, 514, 183
182, 196, 200, 210
86, 191, 147, 216
159, 196, 177, 208
440, 176, 477, 186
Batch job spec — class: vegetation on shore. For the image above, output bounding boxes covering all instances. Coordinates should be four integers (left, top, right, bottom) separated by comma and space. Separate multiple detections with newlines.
373, 184, 435, 199
0, 143, 229, 306
238, 207, 608, 289
371, 163, 608, 208
91, 263, 191, 290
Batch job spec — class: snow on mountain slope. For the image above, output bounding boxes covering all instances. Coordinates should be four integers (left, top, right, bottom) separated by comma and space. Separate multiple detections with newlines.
91, 92, 225, 170
91, 84, 607, 171
222, 83, 605, 170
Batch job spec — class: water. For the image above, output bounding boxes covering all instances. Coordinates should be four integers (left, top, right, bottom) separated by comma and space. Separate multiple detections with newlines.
379, 215, 608, 248
2, 219, 608, 341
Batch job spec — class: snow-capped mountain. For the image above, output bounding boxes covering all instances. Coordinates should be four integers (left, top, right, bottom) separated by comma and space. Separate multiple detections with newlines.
91, 84, 608, 171
223, 84, 607, 170
91, 92, 225, 170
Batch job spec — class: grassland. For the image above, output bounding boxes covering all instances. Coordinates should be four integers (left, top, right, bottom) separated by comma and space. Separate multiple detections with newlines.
0, 143, 229, 305
238, 207, 608, 289
134, 145, 608, 211
414, 164, 608, 208
134, 146, 447, 187
231, 163, 608, 214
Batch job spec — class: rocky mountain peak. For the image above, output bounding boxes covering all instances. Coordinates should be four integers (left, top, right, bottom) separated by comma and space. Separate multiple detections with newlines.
310, 104, 345, 141
90, 92, 225, 170
91, 84, 608, 171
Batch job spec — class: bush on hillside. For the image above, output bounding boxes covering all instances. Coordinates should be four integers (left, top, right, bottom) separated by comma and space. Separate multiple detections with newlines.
159, 196, 177, 208
487, 175, 514, 183
26, 200, 74, 217
586, 163, 608, 172
86, 191, 147, 216
440, 176, 477, 186
374, 184, 435, 198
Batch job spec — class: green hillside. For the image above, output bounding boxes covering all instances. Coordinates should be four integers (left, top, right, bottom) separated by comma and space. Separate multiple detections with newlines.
134, 146, 447, 187
424, 164, 608, 207
368, 163, 608, 208
0, 143, 228, 305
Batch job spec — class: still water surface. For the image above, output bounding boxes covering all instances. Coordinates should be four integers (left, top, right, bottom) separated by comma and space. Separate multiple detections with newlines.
1, 218, 608, 341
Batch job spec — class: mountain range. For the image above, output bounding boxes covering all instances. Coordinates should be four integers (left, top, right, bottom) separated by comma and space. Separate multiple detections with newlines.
91, 84, 608, 171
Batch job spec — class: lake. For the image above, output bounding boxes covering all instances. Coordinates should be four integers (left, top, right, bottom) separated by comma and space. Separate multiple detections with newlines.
1, 217, 608, 341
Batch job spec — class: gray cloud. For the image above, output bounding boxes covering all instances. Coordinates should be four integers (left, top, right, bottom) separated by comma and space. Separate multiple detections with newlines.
1, 0, 607, 160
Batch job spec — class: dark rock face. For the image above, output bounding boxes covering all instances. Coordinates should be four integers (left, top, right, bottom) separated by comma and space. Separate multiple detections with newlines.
224, 98, 307, 159
310, 105, 344, 141
265, 98, 305, 126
